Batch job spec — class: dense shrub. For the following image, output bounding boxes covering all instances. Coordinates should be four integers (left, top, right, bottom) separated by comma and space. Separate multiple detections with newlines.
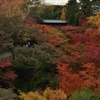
0, 88, 18, 100
19, 87, 67, 100
71, 87, 100, 100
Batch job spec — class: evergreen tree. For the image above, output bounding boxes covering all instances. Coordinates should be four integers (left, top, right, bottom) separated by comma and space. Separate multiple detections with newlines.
91, 0, 100, 14
66, 0, 79, 25
42, 7, 54, 19
53, 5, 63, 19
79, 0, 93, 16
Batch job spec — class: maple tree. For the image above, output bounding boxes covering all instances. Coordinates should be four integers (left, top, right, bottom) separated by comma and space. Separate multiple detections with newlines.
83, 45, 100, 67
79, 15, 88, 26
55, 23, 100, 94
57, 64, 82, 95
79, 63, 100, 93
60, 25, 78, 34
0, 0, 26, 54
1, 0, 100, 97
47, 34, 66, 47
39, 25, 68, 47
88, 12, 100, 29
59, 23, 100, 67
70, 33, 89, 44
55, 20, 100, 95
57, 62, 100, 95
0, 61, 17, 88
23, 15, 35, 26
0, 0, 25, 16
60, 7, 66, 21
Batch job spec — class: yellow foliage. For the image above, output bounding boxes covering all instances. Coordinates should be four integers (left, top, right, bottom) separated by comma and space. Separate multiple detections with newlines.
88, 12, 100, 29
19, 87, 67, 100
60, 7, 67, 21
43, 87, 67, 100
19, 91, 46, 100
0, 0, 25, 19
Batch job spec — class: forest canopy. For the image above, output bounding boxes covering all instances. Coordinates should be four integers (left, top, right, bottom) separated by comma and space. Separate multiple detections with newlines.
0, 0, 100, 100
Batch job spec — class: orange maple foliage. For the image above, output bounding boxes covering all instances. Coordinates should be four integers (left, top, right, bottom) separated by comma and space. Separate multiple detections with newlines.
57, 64, 82, 95
88, 12, 100, 29
57, 63, 100, 95
0, 0, 25, 19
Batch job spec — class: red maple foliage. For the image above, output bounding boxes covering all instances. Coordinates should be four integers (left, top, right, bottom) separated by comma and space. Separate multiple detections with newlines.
23, 15, 35, 26
79, 15, 88, 26
60, 25, 78, 33
47, 34, 66, 47
70, 33, 89, 44
0, 61, 17, 88
79, 63, 100, 93
54, 50, 84, 73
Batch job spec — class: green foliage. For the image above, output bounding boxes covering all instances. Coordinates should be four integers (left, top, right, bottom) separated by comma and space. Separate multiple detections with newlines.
53, 5, 63, 19
41, 5, 63, 20
1, 0, 100, 96
0, 0, 26, 54
23, 0, 44, 12
41, 7, 55, 19
0, 15, 14, 54
79, 0, 93, 16
0, 88, 18, 100
11, 24, 47, 47
48, 28, 67, 40
12, 43, 62, 92
92, 0, 100, 14
71, 87, 100, 100
66, 0, 79, 25
79, 0, 100, 16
